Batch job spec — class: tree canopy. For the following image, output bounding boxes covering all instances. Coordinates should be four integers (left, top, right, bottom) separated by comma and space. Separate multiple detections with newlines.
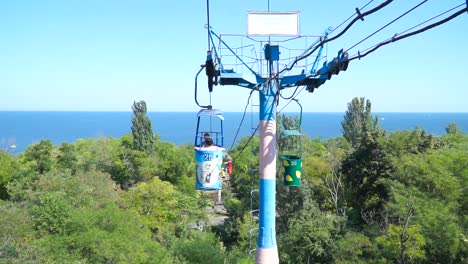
131, 100, 156, 155
0, 98, 466, 263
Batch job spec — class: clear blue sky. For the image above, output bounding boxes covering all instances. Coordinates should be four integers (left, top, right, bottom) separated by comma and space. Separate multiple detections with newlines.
1, 0, 467, 112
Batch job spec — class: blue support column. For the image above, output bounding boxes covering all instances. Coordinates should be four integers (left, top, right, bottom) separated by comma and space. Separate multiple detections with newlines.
256, 44, 279, 264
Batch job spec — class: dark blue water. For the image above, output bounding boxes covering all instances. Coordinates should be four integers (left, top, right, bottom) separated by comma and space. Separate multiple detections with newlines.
0, 111, 467, 153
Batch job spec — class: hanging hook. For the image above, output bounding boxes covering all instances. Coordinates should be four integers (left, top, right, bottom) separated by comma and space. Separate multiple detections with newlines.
291, 98, 303, 130
282, 99, 302, 131
194, 65, 212, 109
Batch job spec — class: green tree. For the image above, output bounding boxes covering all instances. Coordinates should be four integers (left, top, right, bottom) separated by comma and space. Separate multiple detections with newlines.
224, 135, 260, 216
72, 137, 119, 173
385, 128, 443, 157
376, 223, 426, 264
0, 203, 35, 263
8, 168, 120, 208
21, 140, 55, 174
131, 100, 155, 155
56, 142, 78, 173
341, 98, 391, 225
154, 141, 194, 185
111, 137, 148, 187
124, 177, 205, 242
341, 97, 381, 149
215, 135, 259, 251
31, 192, 72, 235
37, 205, 170, 263
0, 150, 18, 199
35, 170, 120, 208
389, 145, 466, 263
333, 231, 374, 263
342, 132, 393, 226
172, 232, 225, 264
278, 201, 343, 263
446, 122, 462, 134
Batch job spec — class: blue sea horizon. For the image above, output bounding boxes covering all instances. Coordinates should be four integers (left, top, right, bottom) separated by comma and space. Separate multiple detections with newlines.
1, 111, 467, 153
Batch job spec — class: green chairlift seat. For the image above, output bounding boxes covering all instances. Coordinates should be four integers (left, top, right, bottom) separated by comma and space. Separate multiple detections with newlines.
279, 99, 303, 187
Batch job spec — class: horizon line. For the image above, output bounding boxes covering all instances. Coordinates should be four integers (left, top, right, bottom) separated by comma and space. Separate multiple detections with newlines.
0, 110, 467, 114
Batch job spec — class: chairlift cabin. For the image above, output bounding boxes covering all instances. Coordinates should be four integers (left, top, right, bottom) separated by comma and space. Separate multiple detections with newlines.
279, 100, 303, 187
194, 109, 225, 191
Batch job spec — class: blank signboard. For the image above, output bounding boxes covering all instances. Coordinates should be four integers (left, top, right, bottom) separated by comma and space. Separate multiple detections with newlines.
247, 12, 300, 36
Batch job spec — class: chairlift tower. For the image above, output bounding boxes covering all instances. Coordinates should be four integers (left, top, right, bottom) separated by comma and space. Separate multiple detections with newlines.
226, 12, 303, 263
199, 7, 348, 264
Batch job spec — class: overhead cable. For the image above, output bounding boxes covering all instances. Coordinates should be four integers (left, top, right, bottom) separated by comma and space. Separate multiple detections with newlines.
355, 2, 466, 56
232, 124, 259, 161
330, 0, 376, 34
278, 87, 306, 113
273, 0, 395, 79
206, 0, 211, 51
398, 2, 466, 36
229, 89, 255, 151
279, 85, 301, 100
346, 0, 429, 53
349, 4, 468, 62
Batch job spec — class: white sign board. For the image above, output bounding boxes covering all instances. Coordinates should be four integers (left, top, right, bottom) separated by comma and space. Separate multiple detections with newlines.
247, 12, 300, 36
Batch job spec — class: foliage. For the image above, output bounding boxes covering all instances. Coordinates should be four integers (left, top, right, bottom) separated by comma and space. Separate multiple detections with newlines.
20, 139, 55, 174
8, 168, 120, 209
131, 100, 155, 155
1, 98, 466, 263
124, 177, 206, 243
0, 203, 34, 262
385, 128, 443, 157
384, 133, 467, 263
342, 130, 393, 225
37, 205, 170, 263
0, 150, 18, 199
111, 139, 149, 187
376, 224, 426, 263
225, 135, 260, 216
446, 122, 462, 134
341, 97, 382, 149
334, 231, 374, 263
56, 142, 78, 173
31, 191, 72, 235
172, 231, 225, 264
278, 201, 344, 263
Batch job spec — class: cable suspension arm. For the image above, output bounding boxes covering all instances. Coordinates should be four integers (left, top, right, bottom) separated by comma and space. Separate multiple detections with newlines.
349, 6, 468, 62
310, 45, 325, 74
208, 30, 221, 63
209, 29, 261, 78
298, 27, 332, 60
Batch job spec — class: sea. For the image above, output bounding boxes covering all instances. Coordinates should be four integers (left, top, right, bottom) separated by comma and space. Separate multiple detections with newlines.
1, 111, 467, 153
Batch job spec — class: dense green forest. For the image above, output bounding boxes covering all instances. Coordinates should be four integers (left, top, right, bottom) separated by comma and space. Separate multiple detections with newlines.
0, 98, 466, 263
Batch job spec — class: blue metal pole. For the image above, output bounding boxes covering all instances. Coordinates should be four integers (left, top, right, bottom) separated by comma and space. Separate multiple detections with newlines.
256, 45, 279, 264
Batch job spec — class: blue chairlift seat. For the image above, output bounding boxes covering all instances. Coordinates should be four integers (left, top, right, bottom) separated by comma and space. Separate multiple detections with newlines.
194, 109, 225, 191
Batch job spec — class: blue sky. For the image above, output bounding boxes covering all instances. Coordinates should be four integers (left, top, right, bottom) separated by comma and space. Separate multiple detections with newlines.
1, 0, 467, 112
